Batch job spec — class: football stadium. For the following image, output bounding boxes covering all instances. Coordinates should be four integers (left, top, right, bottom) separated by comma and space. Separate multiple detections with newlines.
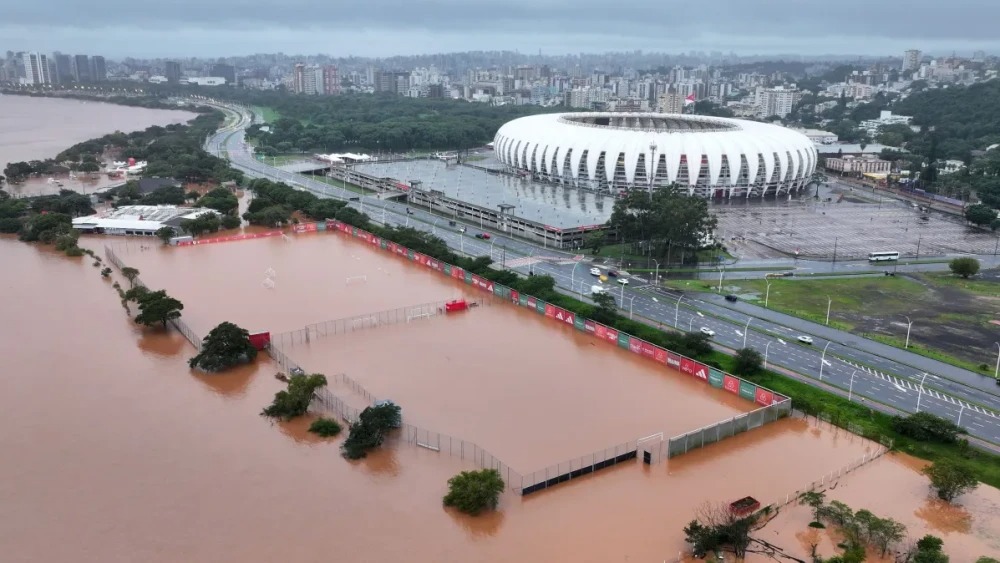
493, 112, 818, 198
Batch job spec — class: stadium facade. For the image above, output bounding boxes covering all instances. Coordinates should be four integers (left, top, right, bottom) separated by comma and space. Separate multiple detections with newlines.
493, 113, 818, 198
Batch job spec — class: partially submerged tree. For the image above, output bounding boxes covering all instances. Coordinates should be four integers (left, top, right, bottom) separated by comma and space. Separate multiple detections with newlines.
798, 491, 826, 525
922, 459, 978, 502
155, 226, 176, 244
261, 373, 328, 421
120, 266, 140, 287
308, 417, 342, 437
133, 289, 184, 328
443, 469, 505, 515
341, 402, 402, 459
188, 321, 258, 372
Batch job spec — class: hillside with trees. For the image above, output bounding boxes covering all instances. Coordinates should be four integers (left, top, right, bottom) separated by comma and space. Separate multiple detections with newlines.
241, 93, 568, 154
892, 79, 1000, 161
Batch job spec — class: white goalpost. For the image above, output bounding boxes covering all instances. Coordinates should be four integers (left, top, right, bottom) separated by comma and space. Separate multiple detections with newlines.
637, 432, 664, 465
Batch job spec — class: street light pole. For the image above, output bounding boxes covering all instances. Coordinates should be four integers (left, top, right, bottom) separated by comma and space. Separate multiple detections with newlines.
764, 341, 772, 371
765, 281, 772, 308
848, 370, 857, 402
743, 317, 752, 348
994, 342, 999, 380
957, 404, 966, 427
916, 372, 928, 412
674, 294, 683, 328
904, 315, 913, 348
653, 259, 660, 285
717, 266, 725, 293
570, 261, 583, 293
627, 295, 636, 319
820, 341, 832, 380
826, 295, 832, 326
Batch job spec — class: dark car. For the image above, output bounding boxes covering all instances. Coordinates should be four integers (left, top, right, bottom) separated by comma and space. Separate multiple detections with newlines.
607, 270, 619, 277
725, 294, 738, 302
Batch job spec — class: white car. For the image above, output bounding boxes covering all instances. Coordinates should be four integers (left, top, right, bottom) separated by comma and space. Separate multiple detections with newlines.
617, 277, 629, 285
700, 327, 715, 337
797, 335, 814, 345
590, 267, 601, 276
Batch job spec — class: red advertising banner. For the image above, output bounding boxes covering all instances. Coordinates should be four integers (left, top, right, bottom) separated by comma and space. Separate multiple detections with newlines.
177, 230, 283, 246
509, 289, 519, 304
723, 375, 741, 395
413, 253, 425, 266
628, 337, 643, 355
690, 361, 709, 381
527, 296, 537, 309
640, 341, 657, 359
680, 357, 697, 376
451, 267, 464, 280
595, 324, 607, 341
387, 242, 397, 253
339, 223, 352, 233
371, 236, 380, 246
355, 229, 370, 240
552, 307, 574, 326
755, 388, 774, 406
653, 346, 667, 364
395, 245, 407, 256
544, 303, 556, 318
293, 223, 318, 234
604, 326, 619, 344
325, 219, 338, 230
666, 351, 682, 369
584, 319, 596, 334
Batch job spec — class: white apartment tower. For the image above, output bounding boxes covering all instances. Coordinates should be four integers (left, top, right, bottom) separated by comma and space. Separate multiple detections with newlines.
902, 49, 921, 72
21, 52, 51, 85
756, 87, 801, 118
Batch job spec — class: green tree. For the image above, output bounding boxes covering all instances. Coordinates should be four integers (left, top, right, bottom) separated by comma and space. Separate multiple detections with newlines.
584, 230, 605, 255
948, 257, 980, 278
306, 198, 346, 220
964, 203, 996, 226
733, 348, 763, 377
196, 187, 239, 215
133, 289, 184, 328
590, 291, 618, 325
891, 411, 965, 443
912, 535, 948, 563
156, 226, 176, 244
188, 321, 258, 372
180, 212, 222, 236
798, 491, 826, 524
922, 459, 978, 501
18, 212, 72, 242
975, 557, 999, 563
261, 373, 328, 421
442, 469, 505, 515
220, 214, 241, 229
341, 402, 402, 459
120, 267, 140, 287
607, 186, 717, 263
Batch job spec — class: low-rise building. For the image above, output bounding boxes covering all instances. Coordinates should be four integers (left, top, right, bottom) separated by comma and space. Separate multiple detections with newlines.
824, 155, 892, 175
793, 129, 839, 144
72, 205, 220, 236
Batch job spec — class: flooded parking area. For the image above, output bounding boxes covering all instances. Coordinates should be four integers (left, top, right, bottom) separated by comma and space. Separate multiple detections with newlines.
112, 233, 476, 336
282, 300, 755, 469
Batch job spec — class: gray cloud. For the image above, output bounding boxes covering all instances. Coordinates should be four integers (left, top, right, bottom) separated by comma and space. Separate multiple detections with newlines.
5, 1, 1000, 57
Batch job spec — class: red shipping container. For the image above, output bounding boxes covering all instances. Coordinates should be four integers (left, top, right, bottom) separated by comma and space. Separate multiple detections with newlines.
248, 331, 271, 351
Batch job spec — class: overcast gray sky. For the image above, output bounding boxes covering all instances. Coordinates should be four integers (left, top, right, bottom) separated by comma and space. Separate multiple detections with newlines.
4, 0, 998, 58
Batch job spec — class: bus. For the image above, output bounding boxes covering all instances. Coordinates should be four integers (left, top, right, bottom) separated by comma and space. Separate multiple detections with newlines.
868, 251, 900, 262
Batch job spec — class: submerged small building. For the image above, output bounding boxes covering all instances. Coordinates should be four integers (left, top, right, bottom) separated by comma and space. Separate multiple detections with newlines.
72, 205, 220, 236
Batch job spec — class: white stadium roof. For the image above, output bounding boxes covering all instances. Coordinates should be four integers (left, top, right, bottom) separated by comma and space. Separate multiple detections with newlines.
493, 113, 817, 197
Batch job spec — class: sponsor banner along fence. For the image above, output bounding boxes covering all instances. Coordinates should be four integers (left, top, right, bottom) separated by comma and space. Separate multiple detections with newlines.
175, 230, 285, 246
320, 220, 786, 412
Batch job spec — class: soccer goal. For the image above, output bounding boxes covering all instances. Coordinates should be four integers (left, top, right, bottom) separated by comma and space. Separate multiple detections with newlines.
406, 312, 433, 323
345, 275, 368, 285
637, 432, 664, 465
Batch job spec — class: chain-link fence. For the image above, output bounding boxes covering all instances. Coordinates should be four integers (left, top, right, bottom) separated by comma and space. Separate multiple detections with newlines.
270, 299, 489, 349
518, 441, 639, 495
267, 344, 304, 374
666, 399, 793, 458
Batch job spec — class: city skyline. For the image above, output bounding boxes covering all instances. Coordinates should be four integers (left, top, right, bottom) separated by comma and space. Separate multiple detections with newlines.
4, 0, 1000, 58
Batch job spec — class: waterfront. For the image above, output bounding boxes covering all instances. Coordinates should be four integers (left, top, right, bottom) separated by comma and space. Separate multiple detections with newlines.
0, 95, 196, 196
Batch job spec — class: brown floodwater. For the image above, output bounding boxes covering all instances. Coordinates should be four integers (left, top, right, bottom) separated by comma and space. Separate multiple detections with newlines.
759, 452, 1000, 562
1, 232, 886, 562
0, 95, 196, 197
112, 233, 477, 337
286, 301, 755, 469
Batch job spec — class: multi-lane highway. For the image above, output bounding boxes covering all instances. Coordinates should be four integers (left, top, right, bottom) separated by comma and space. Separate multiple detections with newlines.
204, 102, 1000, 446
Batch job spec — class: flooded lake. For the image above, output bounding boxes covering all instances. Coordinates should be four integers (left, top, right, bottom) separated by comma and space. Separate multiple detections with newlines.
0, 95, 196, 197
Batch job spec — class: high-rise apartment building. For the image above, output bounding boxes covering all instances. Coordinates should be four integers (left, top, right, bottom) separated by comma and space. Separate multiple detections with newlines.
902, 49, 921, 72
53, 52, 73, 83
74, 54, 91, 82
321, 66, 340, 95
210, 63, 236, 84
165, 61, 181, 84
90, 56, 106, 82
293, 63, 306, 93
21, 52, 52, 85
657, 90, 684, 114
756, 87, 802, 118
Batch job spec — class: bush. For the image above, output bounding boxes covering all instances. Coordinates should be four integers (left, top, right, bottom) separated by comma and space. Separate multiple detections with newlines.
922, 459, 979, 501
949, 257, 980, 278
443, 469, 505, 515
308, 417, 342, 437
220, 214, 242, 229
891, 412, 964, 444
733, 348, 764, 377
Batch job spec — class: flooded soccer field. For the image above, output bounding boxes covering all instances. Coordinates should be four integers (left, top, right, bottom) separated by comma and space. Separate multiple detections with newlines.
4, 233, 984, 562
112, 233, 477, 337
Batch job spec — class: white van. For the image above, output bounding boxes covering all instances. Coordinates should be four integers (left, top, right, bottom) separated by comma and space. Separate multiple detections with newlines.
591, 285, 608, 295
